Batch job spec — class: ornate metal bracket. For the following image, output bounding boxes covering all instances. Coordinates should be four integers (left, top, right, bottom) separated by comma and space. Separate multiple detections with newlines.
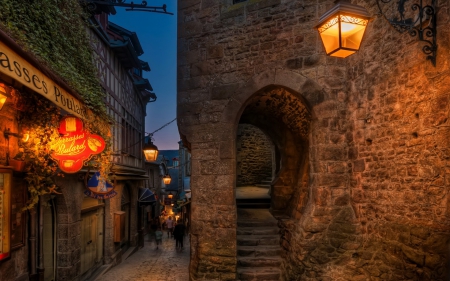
82, 0, 173, 15
376, 0, 437, 66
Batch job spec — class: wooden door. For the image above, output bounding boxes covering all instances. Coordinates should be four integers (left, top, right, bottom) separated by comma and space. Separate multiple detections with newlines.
80, 211, 98, 275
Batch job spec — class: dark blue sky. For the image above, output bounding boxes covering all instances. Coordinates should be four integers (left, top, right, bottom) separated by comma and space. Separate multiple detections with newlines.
109, 0, 179, 150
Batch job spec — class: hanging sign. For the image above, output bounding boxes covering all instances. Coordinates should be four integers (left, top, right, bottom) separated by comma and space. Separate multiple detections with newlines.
51, 116, 105, 173
84, 172, 117, 199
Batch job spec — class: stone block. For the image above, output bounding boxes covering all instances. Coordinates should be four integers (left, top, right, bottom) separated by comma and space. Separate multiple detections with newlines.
353, 159, 365, 172
211, 83, 242, 100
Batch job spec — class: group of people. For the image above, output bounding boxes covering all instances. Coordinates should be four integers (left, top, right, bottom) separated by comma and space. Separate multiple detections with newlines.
152, 216, 186, 250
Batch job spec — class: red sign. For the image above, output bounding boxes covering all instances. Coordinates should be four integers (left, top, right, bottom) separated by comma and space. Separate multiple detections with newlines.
51, 116, 106, 173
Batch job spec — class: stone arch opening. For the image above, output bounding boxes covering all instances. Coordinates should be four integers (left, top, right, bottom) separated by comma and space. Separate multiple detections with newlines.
235, 123, 274, 209
237, 85, 311, 216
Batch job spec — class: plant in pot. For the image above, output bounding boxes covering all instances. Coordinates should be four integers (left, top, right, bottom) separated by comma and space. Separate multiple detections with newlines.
9, 148, 26, 172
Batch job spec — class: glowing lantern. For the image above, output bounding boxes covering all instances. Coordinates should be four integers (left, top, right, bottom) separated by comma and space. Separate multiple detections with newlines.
143, 138, 158, 162
163, 174, 172, 185
316, 0, 370, 58
0, 84, 9, 111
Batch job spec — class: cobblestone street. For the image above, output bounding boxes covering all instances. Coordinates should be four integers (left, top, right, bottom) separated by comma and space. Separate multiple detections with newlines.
96, 234, 190, 281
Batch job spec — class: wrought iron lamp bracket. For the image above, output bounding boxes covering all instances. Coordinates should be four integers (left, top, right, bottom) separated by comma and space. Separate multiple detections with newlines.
82, 0, 173, 15
376, 0, 437, 66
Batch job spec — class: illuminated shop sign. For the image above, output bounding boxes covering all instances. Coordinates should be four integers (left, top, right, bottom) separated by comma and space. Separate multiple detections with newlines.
51, 116, 105, 173
0, 169, 12, 262
0, 41, 88, 119
84, 172, 117, 199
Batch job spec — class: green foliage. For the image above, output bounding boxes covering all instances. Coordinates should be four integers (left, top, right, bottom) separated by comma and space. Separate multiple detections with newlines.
0, 0, 108, 120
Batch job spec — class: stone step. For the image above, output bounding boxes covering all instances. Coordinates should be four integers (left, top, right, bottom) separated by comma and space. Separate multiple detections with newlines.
237, 245, 282, 257
255, 183, 270, 188
237, 267, 281, 281
236, 202, 271, 209
237, 227, 279, 236
237, 235, 280, 246
237, 220, 278, 228
238, 257, 282, 267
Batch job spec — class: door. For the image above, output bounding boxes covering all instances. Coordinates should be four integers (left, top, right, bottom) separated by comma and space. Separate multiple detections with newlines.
80, 210, 98, 275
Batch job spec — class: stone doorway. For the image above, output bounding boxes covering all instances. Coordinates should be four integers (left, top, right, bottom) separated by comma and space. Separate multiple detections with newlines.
238, 85, 311, 217
236, 123, 273, 209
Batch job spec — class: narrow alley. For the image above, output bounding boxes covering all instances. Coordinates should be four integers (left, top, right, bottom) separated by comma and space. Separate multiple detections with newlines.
95, 235, 190, 281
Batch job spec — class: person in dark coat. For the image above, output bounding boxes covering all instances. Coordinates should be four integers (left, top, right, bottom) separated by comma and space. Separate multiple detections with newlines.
172, 219, 186, 249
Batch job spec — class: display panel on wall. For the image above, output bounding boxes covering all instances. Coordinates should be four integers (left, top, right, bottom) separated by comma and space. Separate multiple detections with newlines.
0, 169, 12, 261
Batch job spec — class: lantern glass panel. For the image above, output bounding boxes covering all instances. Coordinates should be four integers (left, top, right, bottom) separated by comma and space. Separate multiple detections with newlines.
163, 177, 172, 185
318, 16, 340, 55
340, 15, 367, 51
0, 95, 6, 111
143, 149, 158, 162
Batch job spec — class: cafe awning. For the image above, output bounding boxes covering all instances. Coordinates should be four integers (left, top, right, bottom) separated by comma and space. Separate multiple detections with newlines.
138, 187, 156, 205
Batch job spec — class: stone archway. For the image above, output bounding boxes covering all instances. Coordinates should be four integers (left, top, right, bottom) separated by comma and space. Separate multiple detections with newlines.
178, 69, 324, 281
238, 85, 312, 216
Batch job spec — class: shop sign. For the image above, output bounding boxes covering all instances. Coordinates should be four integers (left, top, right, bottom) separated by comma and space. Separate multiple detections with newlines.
51, 116, 105, 173
84, 172, 117, 199
0, 41, 88, 119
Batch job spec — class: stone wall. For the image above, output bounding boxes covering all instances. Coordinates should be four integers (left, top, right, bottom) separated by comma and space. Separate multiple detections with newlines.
177, 0, 450, 280
236, 124, 272, 186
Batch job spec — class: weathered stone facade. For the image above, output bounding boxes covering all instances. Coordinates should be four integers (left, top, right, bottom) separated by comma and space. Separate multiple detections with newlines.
177, 0, 450, 280
236, 124, 272, 186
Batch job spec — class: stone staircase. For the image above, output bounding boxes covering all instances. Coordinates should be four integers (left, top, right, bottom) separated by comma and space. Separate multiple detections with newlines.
236, 209, 282, 281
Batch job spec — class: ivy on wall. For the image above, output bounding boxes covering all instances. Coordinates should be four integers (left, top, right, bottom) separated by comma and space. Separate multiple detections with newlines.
0, 0, 114, 208
0, 0, 108, 119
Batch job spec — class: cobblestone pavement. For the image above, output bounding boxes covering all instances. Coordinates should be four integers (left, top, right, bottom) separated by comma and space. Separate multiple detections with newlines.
97, 234, 190, 281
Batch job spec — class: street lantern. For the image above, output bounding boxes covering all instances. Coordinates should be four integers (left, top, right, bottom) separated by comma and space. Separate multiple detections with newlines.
167, 191, 173, 199
143, 138, 158, 162
316, 0, 370, 58
0, 84, 9, 111
163, 174, 172, 185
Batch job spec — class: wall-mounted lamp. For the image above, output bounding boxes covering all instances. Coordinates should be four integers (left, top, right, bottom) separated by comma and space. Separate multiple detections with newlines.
316, 0, 371, 58
316, 0, 437, 66
4, 128, 29, 167
143, 137, 158, 162
167, 191, 173, 199
4, 128, 29, 143
0, 84, 10, 111
163, 174, 172, 185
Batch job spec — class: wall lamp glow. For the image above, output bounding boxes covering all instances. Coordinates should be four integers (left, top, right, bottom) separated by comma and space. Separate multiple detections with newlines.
4, 128, 29, 143
316, 0, 437, 66
0, 84, 10, 111
163, 174, 172, 185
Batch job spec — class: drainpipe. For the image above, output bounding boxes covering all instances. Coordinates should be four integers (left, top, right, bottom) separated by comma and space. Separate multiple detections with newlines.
29, 207, 37, 281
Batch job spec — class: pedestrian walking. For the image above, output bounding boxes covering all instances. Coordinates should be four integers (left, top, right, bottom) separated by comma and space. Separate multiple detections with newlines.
165, 216, 174, 238
155, 227, 163, 249
173, 219, 186, 249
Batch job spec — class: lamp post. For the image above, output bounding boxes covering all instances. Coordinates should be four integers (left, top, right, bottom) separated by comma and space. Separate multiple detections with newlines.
316, 0, 371, 58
